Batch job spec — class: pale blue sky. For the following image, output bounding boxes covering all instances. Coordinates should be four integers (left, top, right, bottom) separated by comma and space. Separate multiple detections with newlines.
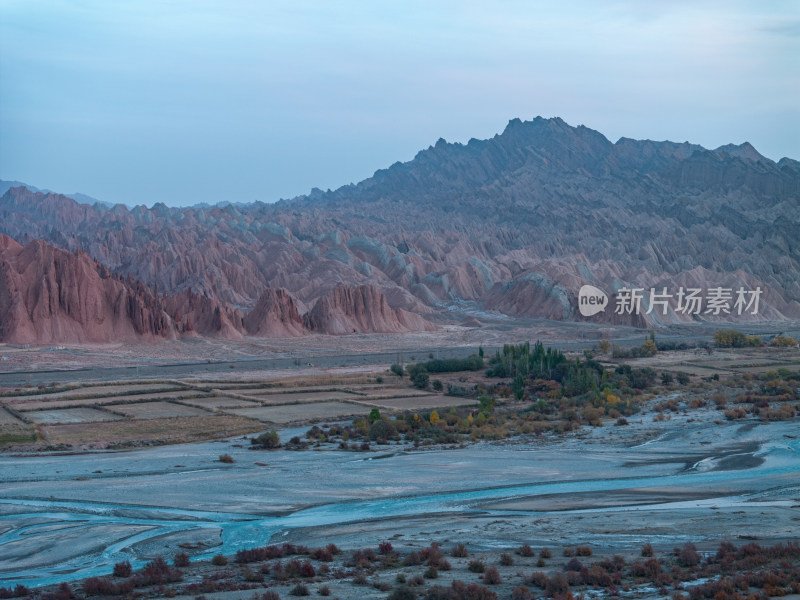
1, 1, 798, 206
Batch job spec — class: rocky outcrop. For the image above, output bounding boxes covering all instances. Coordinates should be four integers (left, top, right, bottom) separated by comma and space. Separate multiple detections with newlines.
0, 235, 176, 344
165, 289, 245, 339
303, 285, 432, 335
243, 288, 306, 337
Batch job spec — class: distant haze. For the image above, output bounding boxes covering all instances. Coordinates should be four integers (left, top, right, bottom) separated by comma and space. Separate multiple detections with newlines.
1, 1, 798, 207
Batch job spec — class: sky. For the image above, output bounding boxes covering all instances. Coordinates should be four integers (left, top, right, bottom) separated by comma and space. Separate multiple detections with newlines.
1, 1, 798, 207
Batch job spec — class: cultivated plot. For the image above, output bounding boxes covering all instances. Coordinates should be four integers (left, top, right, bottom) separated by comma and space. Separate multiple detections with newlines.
176, 396, 262, 410
111, 402, 211, 420
351, 386, 434, 399
241, 391, 362, 404
227, 401, 371, 424
0, 408, 26, 426
0, 382, 184, 400
24, 408, 122, 424
1, 390, 207, 411
39, 415, 262, 447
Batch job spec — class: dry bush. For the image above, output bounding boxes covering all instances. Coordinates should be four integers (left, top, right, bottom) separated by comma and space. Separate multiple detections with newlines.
515, 543, 535, 557
484, 566, 502, 585
468, 559, 485, 573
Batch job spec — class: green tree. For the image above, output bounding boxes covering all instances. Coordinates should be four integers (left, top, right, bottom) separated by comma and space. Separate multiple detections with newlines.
252, 429, 280, 449
369, 408, 382, 423
478, 395, 495, 415
412, 371, 429, 389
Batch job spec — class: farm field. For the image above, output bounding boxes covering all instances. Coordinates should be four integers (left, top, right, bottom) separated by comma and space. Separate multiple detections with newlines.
0, 367, 480, 448
0, 407, 26, 426
239, 390, 362, 404
25, 408, 122, 425
110, 401, 211, 420
4, 390, 212, 411
37, 415, 261, 448
227, 400, 372, 424
176, 396, 263, 410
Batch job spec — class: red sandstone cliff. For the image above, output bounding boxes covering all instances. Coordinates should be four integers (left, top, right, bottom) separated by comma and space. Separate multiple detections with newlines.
303, 284, 433, 335
0, 235, 176, 344
243, 288, 306, 337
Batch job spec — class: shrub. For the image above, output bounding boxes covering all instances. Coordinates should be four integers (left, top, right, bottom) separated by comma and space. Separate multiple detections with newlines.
516, 543, 535, 557
133, 556, 183, 586
565, 557, 583, 571
483, 566, 501, 585
259, 592, 281, 600
562, 547, 575, 557
546, 573, 570, 596
511, 586, 533, 600
388, 586, 416, 600
390, 364, 404, 376
499, 552, 514, 566
576, 545, 592, 556
451, 543, 469, 557
83, 577, 133, 596
252, 429, 281, 449
379, 541, 394, 554
300, 561, 316, 577
676, 542, 701, 567
310, 547, 334, 562
218, 453, 234, 463
642, 542, 654, 557
539, 548, 552, 558
113, 560, 132, 577
451, 580, 497, 600
425, 565, 439, 579
211, 554, 227, 566
173, 551, 190, 567
289, 583, 310, 596
468, 559, 485, 573
529, 571, 548, 588
369, 419, 398, 441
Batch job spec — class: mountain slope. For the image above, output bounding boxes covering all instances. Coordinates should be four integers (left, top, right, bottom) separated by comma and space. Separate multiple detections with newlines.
2, 116, 799, 333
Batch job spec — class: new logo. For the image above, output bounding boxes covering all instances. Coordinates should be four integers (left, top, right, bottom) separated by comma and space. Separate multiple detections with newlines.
578, 284, 608, 317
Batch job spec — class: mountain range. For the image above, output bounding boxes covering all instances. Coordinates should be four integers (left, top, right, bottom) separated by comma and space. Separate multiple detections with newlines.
1, 116, 799, 344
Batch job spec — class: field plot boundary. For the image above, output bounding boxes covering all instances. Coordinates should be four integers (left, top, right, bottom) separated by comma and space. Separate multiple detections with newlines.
348, 396, 481, 411
0, 380, 190, 400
